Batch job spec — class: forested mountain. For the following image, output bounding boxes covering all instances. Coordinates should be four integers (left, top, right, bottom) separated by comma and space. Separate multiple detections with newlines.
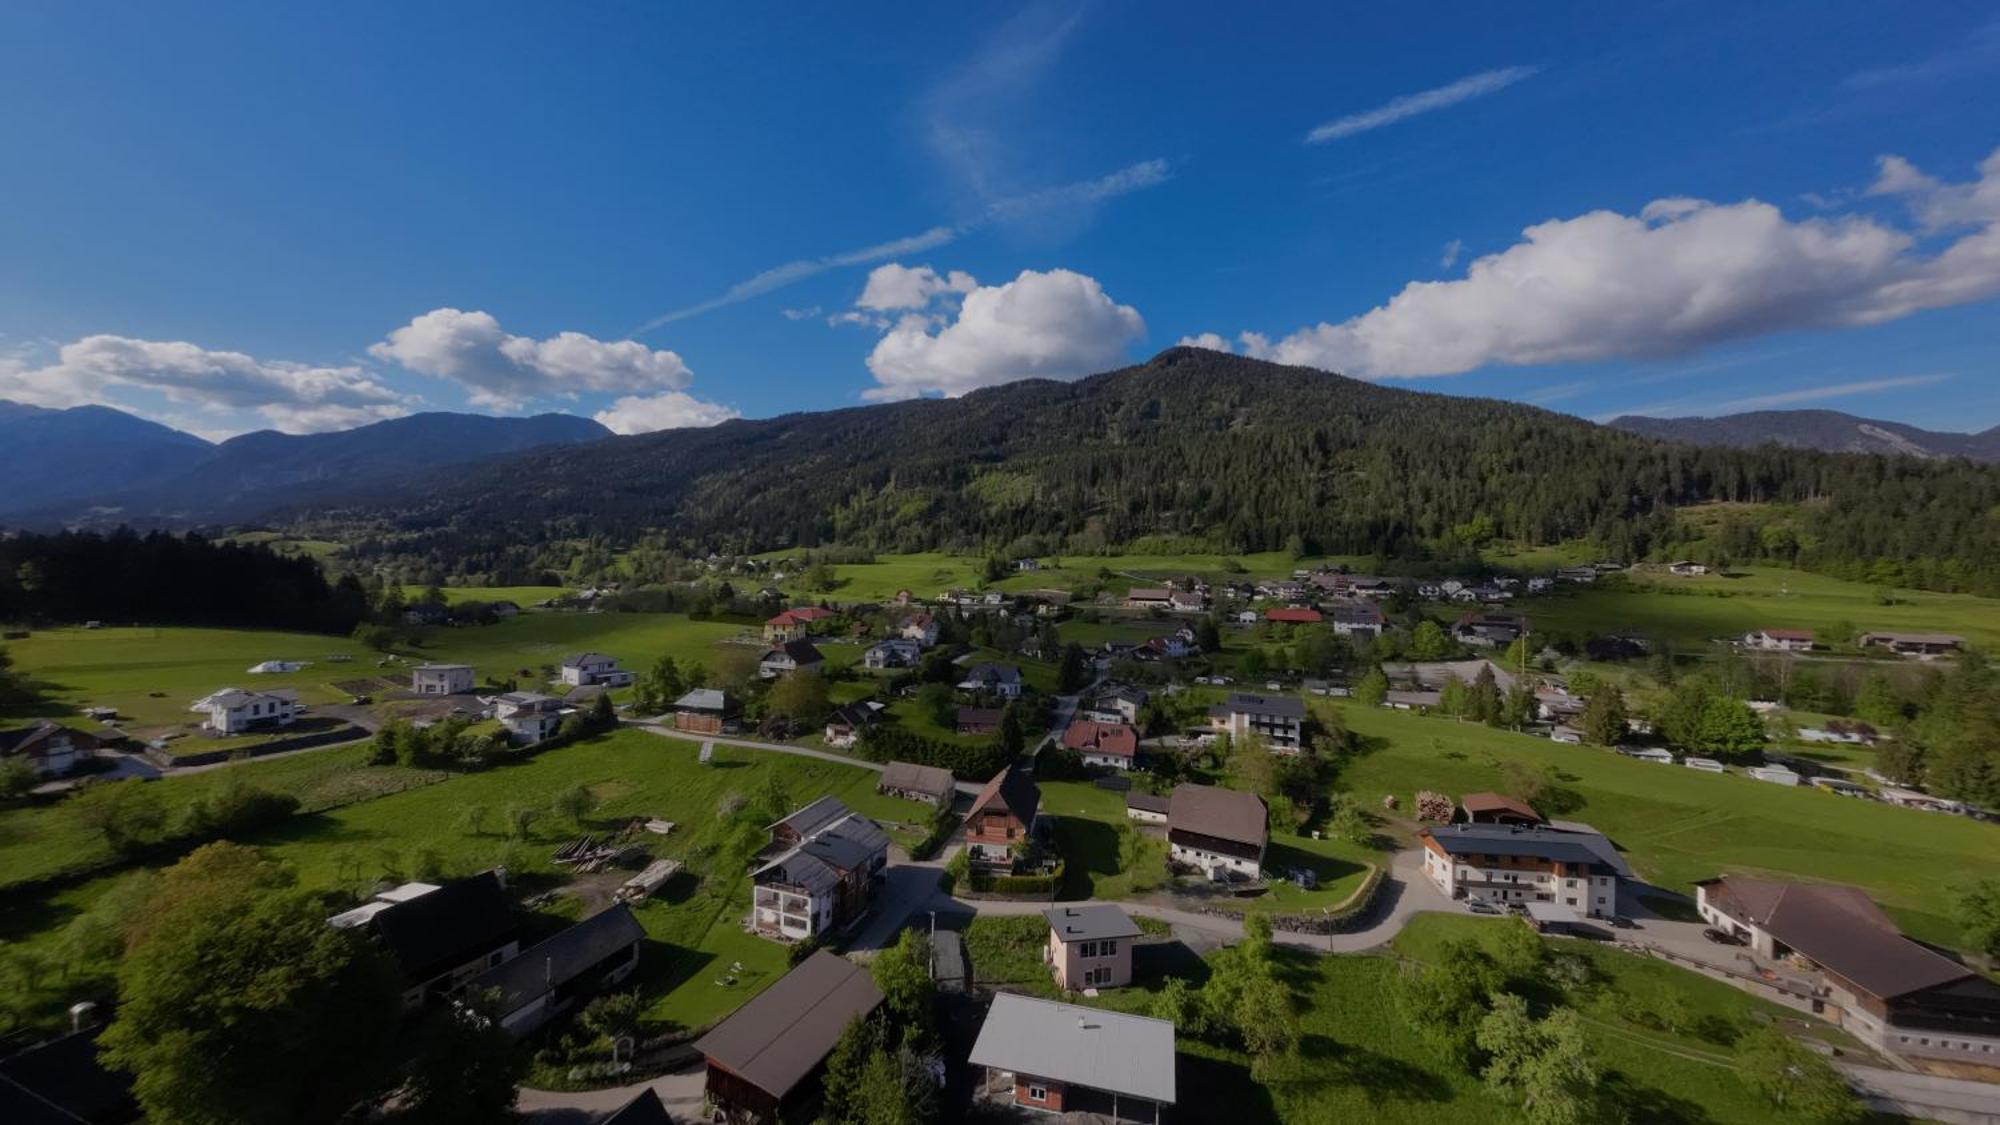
4, 408, 609, 520
290, 348, 2000, 594
1611, 410, 2000, 462
0, 401, 214, 512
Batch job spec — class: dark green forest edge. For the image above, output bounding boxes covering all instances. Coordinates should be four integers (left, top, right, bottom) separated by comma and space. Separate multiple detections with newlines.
277, 349, 2000, 596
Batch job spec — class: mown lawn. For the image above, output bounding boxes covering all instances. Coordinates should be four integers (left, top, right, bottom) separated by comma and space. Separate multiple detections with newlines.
406, 612, 746, 684
400, 584, 574, 606
1334, 704, 2000, 947
0, 729, 936, 1035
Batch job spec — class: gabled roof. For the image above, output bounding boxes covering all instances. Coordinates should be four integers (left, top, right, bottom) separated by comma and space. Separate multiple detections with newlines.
1263, 607, 1321, 624
1459, 791, 1545, 823
561, 652, 614, 668
1219, 692, 1305, 719
1696, 875, 1985, 1001
1168, 784, 1267, 847
767, 606, 837, 627
960, 662, 1021, 685
601, 1088, 673, 1125
369, 871, 518, 984
769, 795, 854, 837
695, 951, 884, 1101
1044, 904, 1143, 944
0, 721, 97, 759
879, 760, 956, 797
471, 903, 643, 1015
968, 993, 1176, 1105
968, 764, 1041, 826
1423, 823, 1631, 877
1062, 720, 1137, 759
752, 848, 842, 895
763, 639, 824, 664
1755, 629, 1815, 641
1126, 791, 1171, 815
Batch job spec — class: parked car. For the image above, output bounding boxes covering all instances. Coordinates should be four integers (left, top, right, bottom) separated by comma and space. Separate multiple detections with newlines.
1702, 927, 1742, 945
1466, 898, 1501, 915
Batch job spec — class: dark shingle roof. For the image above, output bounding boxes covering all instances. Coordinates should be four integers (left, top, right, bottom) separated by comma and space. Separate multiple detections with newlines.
1424, 824, 1628, 876
600, 1088, 673, 1125
470, 903, 644, 1016
1044, 904, 1143, 943
371, 871, 518, 984
1220, 692, 1305, 719
1698, 876, 1988, 1002
1168, 784, 1267, 847
695, 951, 884, 1100
0, 1031, 137, 1125
968, 764, 1041, 826
879, 760, 956, 799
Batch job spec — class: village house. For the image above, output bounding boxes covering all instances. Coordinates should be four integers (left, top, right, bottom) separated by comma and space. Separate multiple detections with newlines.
1167, 783, 1268, 881
1084, 686, 1147, 725
494, 692, 567, 744
1045, 904, 1142, 990
1207, 692, 1305, 751
1125, 790, 1170, 824
957, 662, 1023, 699
411, 663, 476, 695
957, 706, 1003, 736
1418, 822, 1629, 918
696, 951, 885, 1124
471, 903, 644, 1035
1063, 719, 1139, 770
877, 760, 957, 807
1328, 601, 1386, 639
1526, 576, 1554, 594
1859, 631, 1965, 658
821, 702, 882, 749
898, 612, 939, 646
1263, 607, 1321, 626
965, 764, 1042, 869
759, 639, 825, 679
1743, 628, 1815, 653
329, 872, 521, 1010
750, 796, 891, 942
1139, 634, 1191, 661
1015, 557, 1042, 572
1667, 560, 1710, 576
764, 606, 837, 643
1452, 612, 1529, 648
1123, 587, 1174, 610
1695, 875, 2000, 1062
970, 992, 1177, 1122
1168, 587, 1206, 613
863, 637, 922, 669
189, 687, 299, 734
0, 721, 100, 777
1556, 565, 1599, 584
559, 652, 635, 688
672, 687, 732, 734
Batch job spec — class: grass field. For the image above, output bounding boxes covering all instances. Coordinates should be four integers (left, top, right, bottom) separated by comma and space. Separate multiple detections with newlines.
404, 612, 747, 683
0, 729, 934, 1034
1333, 704, 2000, 947
400, 585, 575, 606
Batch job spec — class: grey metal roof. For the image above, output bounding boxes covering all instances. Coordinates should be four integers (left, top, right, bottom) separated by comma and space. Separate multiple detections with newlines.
470, 902, 642, 1016
1426, 823, 1631, 877
768, 795, 852, 837
968, 992, 1176, 1105
674, 688, 727, 712
879, 760, 956, 798
752, 848, 841, 895
1043, 904, 1143, 944
695, 951, 884, 1100
1167, 784, 1267, 848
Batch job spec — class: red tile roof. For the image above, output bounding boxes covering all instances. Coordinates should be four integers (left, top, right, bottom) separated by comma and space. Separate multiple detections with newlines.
1264, 607, 1322, 624
1061, 720, 1137, 759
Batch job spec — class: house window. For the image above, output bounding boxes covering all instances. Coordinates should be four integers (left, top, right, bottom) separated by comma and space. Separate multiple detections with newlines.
1100, 939, 1117, 956
1028, 1084, 1048, 1102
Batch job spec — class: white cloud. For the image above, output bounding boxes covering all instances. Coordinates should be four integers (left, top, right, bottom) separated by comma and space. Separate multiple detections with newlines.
1440, 239, 1465, 269
781, 306, 823, 321
1869, 150, 2000, 232
593, 390, 740, 435
1707, 373, 1956, 412
371, 308, 693, 410
1176, 333, 1235, 353
632, 158, 1169, 331
0, 335, 412, 433
862, 268, 1145, 400
1305, 66, 1538, 144
857, 264, 978, 311
1246, 147, 2000, 379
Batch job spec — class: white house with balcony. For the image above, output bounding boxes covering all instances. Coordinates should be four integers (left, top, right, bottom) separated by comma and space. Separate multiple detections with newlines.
411, 664, 476, 695
559, 652, 635, 688
1418, 823, 1629, 918
190, 688, 300, 734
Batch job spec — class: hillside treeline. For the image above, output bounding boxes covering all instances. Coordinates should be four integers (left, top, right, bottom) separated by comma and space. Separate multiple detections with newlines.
0, 530, 369, 632
286, 348, 2000, 593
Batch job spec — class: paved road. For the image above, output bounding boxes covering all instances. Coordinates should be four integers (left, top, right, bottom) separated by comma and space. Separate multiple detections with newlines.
1841, 1063, 2000, 1123
516, 1069, 707, 1123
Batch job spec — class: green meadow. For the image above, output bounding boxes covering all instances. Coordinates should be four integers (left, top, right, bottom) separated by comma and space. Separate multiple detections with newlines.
1334, 704, 2000, 947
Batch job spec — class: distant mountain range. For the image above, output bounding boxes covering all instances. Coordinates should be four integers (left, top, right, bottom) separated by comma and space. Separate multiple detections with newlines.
0, 404, 610, 520
1610, 410, 2000, 463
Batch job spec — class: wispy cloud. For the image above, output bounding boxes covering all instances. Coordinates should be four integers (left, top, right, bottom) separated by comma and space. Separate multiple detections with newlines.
1305, 66, 1538, 144
630, 159, 1170, 334
1521, 380, 1594, 405
1842, 18, 2000, 89
1606, 373, 1955, 420
1440, 239, 1465, 270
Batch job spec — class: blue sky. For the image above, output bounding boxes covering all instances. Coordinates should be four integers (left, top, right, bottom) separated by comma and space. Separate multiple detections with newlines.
2, 1, 1998, 439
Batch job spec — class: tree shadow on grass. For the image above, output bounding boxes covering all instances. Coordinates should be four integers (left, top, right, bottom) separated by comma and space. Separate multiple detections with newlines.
1292, 1033, 1453, 1105
1053, 815, 1121, 898
1601, 1070, 1715, 1125
1133, 938, 1211, 986
1178, 1052, 1279, 1125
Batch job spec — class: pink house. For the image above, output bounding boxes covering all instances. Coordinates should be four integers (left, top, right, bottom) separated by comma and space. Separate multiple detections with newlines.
1044, 904, 1141, 991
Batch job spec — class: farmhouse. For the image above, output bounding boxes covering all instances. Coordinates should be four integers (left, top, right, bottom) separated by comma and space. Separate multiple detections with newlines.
411, 663, 475, 695
764, 606, 836, 643
1859, 632, 1964, 658
751, 797, 890, 941
330, 872, 521, 1009
957, 707, 1002, 736
0, 721, 100, 777
672, 687, 732, 734
1125, 790, 1170, 823
696, 951, 885, 1123
877, 760, 957, 807
1167, 783, 1268, 880
898, 612, 939, 646
1695, 876, 2000, 1062
1263, 607, 1321, 625
1207, 692, 1305, 751
1328, 601, 1387, 638
470, 903, 644, 1035
1418, 823, 1628, 918
559, 652, 635, 688
1457, 791, 1545, 827
821, 702, 881, 749
970, 993, 1176, 1122
1451, 612, 1529, 648
189, 687, 299, 734
1084, 686, 1147, 725
1123, 588, 1174, 609
1743, 628, 1815, 653
759, 639, 825, 679
1063, 719, 1139, 770
957, 662, 1023, 699
965, 764, 1042, 869
1045, 904, 1142, 991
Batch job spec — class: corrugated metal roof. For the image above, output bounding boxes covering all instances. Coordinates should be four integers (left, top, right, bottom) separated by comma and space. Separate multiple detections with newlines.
968, 992, 1176, 1105
695, 951, 884, 1100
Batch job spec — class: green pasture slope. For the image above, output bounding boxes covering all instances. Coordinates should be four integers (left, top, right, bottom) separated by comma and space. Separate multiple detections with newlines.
1335, 705, 2000, 947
